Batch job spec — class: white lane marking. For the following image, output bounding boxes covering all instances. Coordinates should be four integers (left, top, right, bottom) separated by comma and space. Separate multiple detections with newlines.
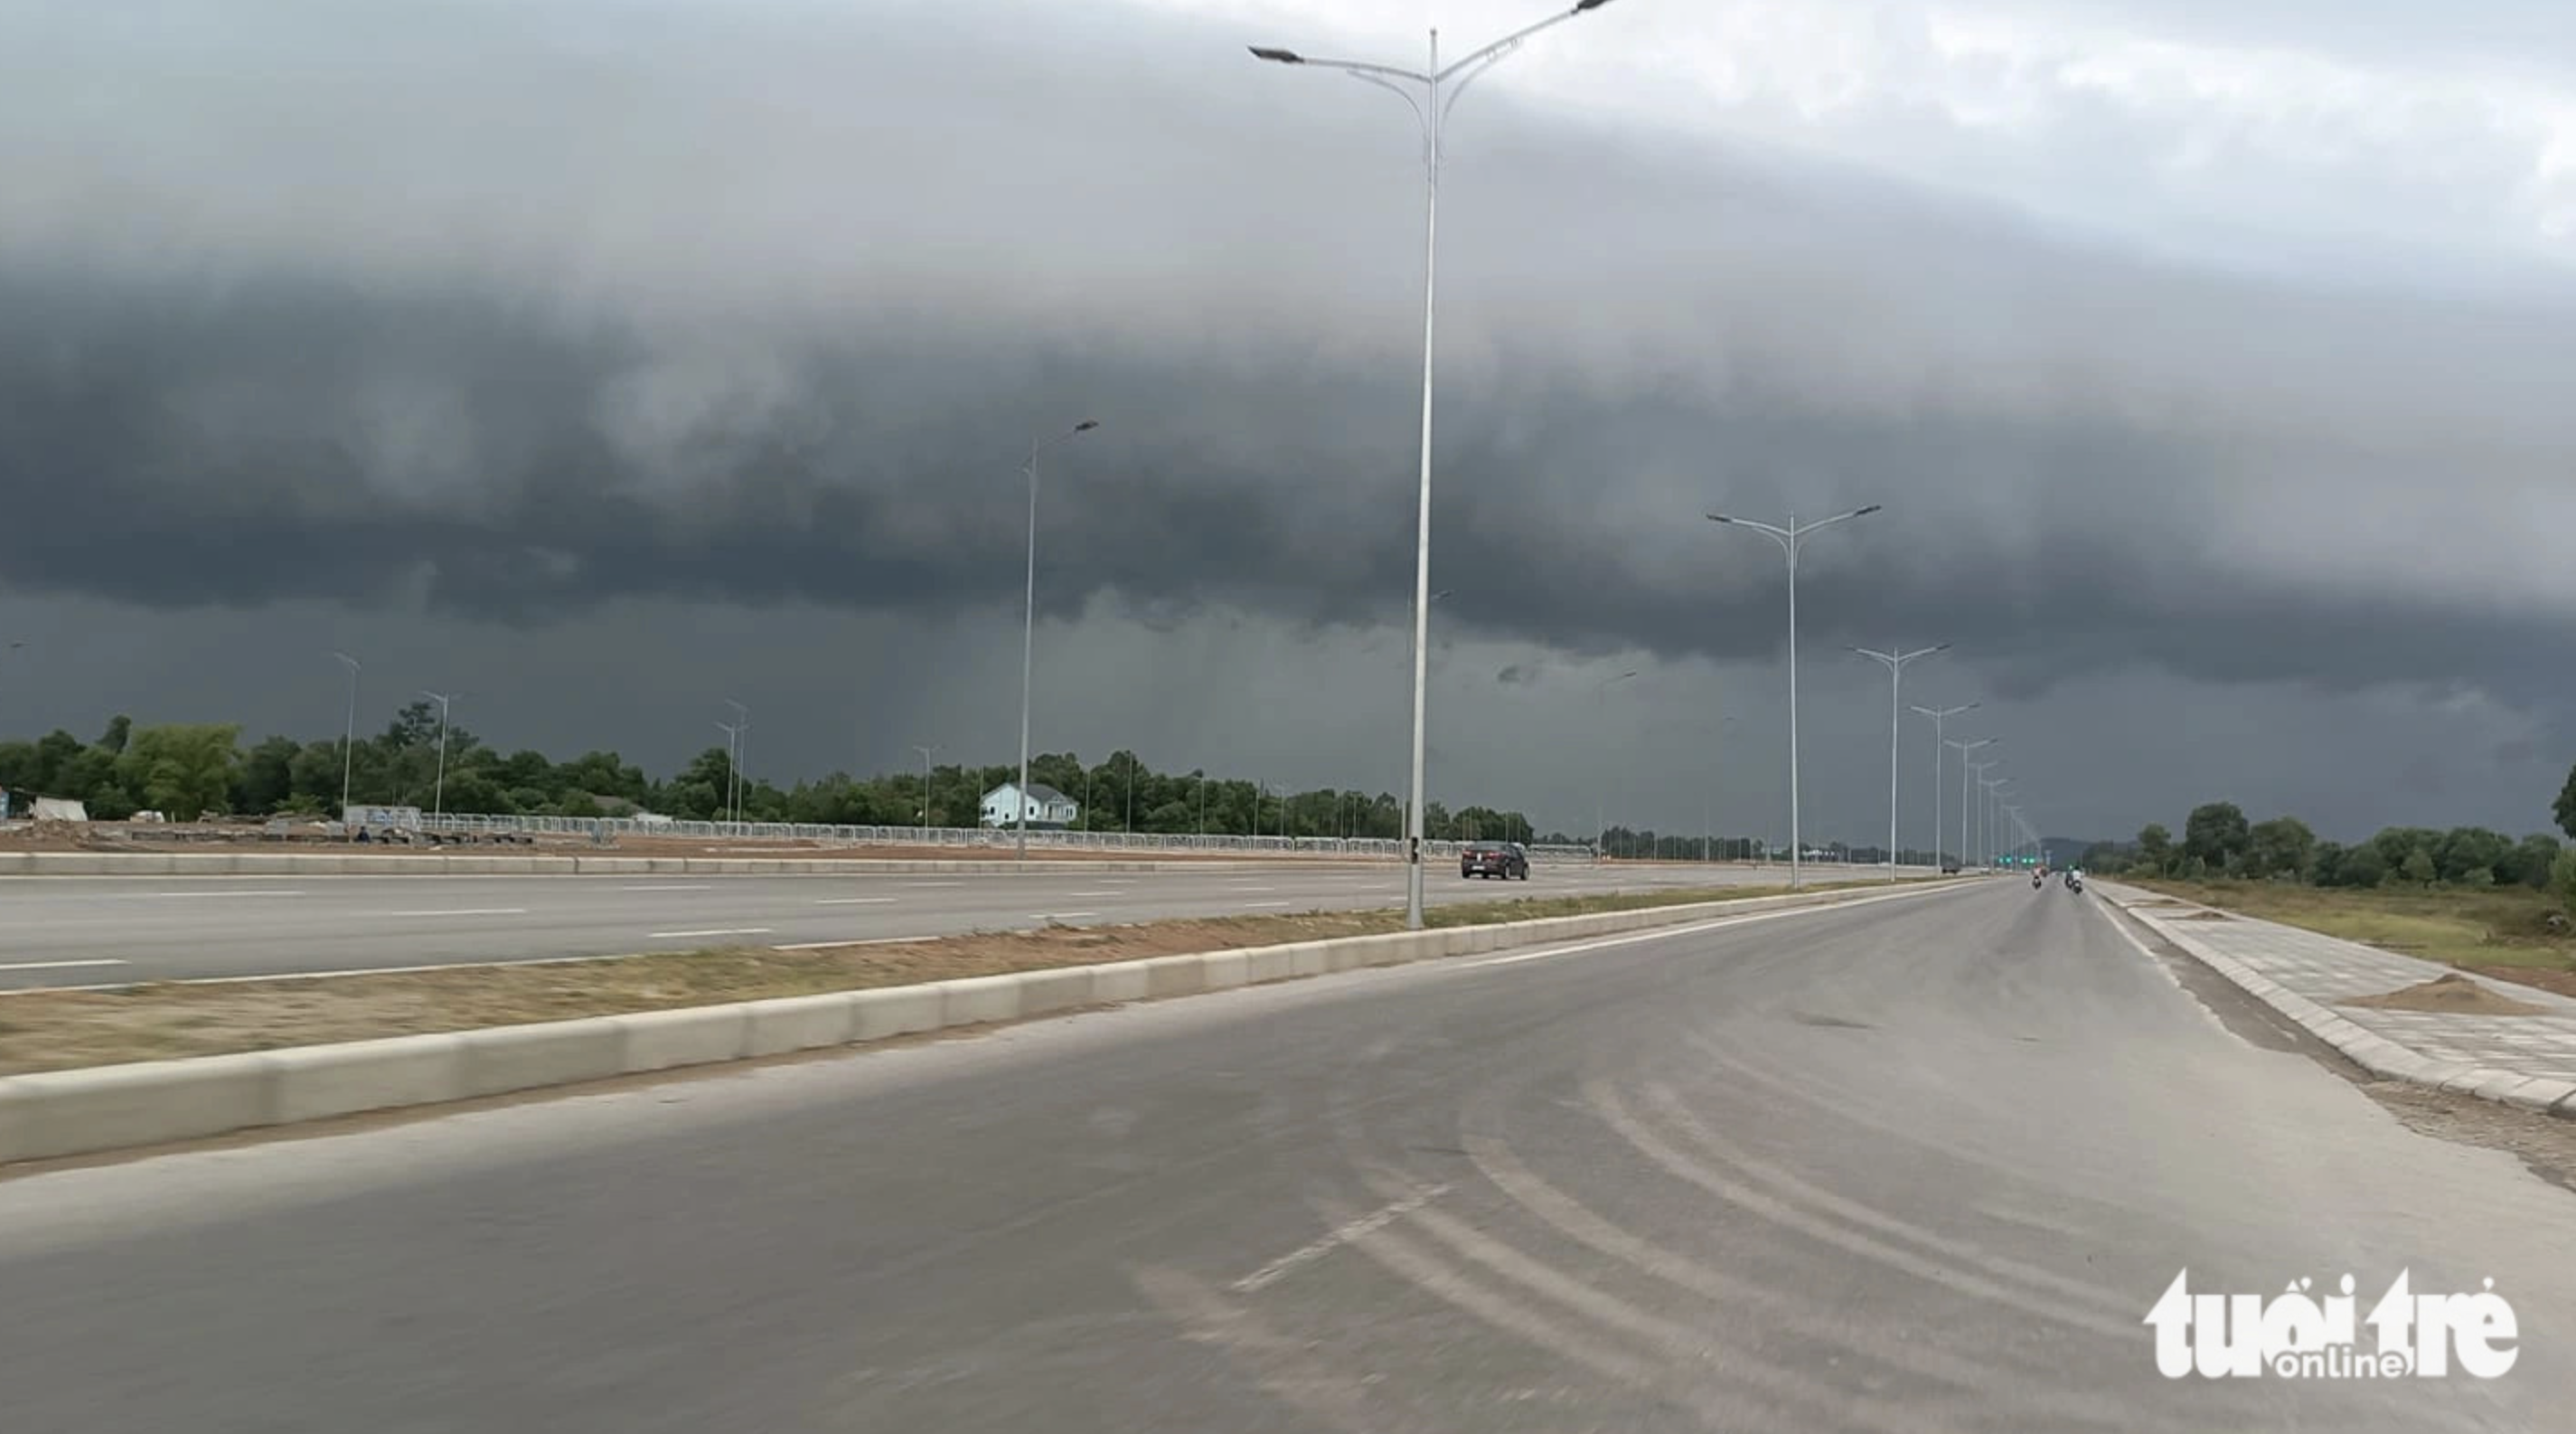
903, 882, 964, 889
374, 908, 531, 918
1243, 901, 1292, 909
146, 890, 305, 899
648, 927, 776, 939
813, 897, 898, 905
1232, 1183, 1453, 1294
1228, 884, 1276, 892
771, 936, 919, 950
620, 884, 712, 892
0, 958, 127, 972
1064, 890, 1123, 897
1029, 911, 1099, 920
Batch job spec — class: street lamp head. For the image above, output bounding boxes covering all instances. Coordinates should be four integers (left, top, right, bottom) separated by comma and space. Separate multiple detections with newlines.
1930, 642, 1953, 654
1704, 513, 1735, 524
1073, 419, 1100, 432
1573, 0, 1617, 11
1248, 45, 1305, 63
1850, 504, 1885, 518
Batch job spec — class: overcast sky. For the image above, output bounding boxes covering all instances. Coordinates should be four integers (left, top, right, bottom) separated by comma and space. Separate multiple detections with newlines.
4, 0, 2572, 847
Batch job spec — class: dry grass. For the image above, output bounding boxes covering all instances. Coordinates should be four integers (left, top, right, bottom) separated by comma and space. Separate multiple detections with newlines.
0, 879, 1894, 1075
2132, 877, 2576, 995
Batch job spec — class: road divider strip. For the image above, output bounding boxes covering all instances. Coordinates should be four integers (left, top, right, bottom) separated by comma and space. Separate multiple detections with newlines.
0, 879, 1964, 1166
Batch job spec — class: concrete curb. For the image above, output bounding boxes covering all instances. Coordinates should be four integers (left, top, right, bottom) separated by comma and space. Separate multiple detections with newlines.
0, 851, 1398, 878
2100, 883, 2576, 1125
0, 880, 1959, 1165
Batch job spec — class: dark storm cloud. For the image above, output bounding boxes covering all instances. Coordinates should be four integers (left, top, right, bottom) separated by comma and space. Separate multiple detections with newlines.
5, 0, 2575, 733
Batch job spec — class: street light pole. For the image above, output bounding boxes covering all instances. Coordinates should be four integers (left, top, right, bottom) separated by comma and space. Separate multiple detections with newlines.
1592, 669, 1638, 863
1255, 0, 1628, 931
1850, 643, 1948, 881
332, 651, 360, 822
1968, 769, 2009, 866
1016, 420, 1100, 863
1948, 738, 1998, 873
1707, 504, 1883, 890
913, 743, 940, 841
1913, 702, 1979, 870
1966, 759, 2000, 869
715, 720, 743, 826
1981, 776, 2011, 869
723, 699, 748, 827
420, 690, 456, 820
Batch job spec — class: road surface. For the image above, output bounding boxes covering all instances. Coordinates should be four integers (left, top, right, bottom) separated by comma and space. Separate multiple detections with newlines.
0, 860, 1863, 987
3, 881, 2568, 1430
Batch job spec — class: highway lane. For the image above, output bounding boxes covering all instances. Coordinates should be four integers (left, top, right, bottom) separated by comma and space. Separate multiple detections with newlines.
4, 881, 2570, 1431
0, 860, 1875, 987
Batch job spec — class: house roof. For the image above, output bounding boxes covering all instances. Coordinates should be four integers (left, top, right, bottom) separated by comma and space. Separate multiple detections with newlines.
983, 781, 1074, 805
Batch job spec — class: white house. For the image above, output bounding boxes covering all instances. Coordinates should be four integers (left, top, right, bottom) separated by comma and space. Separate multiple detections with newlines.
980, 781, 1079, 829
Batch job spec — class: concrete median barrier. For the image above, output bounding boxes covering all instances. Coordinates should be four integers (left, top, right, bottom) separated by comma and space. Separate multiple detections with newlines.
457, 1021, 625, 1099
1201, 951, 1251, 990
1089, 965, 1152, 1005
616, 1006, 752, 1072
1016, 968, 1100, 1017
0, 1053, 280, 1162
938, 975, 1022, 1027
0, 877, 1960, 1165
269, 1034, 465, 1124
852, 987, 945, 1042
743, 995, 859, 1057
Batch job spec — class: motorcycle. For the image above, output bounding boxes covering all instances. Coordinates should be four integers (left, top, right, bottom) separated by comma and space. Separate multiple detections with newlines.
2032, 871, 2044, 890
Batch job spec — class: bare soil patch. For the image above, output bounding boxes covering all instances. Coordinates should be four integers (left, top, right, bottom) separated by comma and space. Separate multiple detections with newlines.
2341, 971, 2552, 1016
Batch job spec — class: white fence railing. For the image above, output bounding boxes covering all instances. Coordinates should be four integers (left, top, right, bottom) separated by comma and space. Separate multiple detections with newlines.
402, 812, 1599, 863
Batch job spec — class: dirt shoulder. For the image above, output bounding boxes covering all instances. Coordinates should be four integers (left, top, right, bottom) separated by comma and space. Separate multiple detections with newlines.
2129, 876, 2576, 995
0, 881, 1892, 1076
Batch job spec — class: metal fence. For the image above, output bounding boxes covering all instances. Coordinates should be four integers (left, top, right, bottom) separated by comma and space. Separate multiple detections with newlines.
408, 811, 1602, 863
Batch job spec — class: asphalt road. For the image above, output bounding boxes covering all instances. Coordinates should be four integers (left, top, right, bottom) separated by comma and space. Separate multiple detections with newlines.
4, 881, 2569, 1431
0, 859, 1869, 986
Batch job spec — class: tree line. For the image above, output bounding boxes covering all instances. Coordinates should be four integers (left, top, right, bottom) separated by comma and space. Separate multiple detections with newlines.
2075, 764, 2576, 911
0, 702, 1628, 844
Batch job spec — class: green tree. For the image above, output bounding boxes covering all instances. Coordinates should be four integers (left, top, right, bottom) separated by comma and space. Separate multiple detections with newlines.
2397, 848, 2438, 887
2181, 803, 2250, 873
2434, 826, 2510, 885
2502, 834, 2564, 891
98, 714, 132, 756
117, 724, 242, 820
2242, 816, 2317, 882
2137, 823, 2174, 875
233, 735, 305, 815
2336, 842, 2387, 888
2554, 847, 2576, 914
2558, 762, 2576, 841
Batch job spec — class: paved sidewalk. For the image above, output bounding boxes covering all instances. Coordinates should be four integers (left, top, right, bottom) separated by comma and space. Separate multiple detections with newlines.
2101, 882, 2576, 1118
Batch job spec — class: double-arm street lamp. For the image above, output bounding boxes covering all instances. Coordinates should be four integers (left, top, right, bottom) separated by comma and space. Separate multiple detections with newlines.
1015, 420, 1101, 860
1981, 775, 2014, 869
1254, 0, 1630, 929
331, 651, 361, 821
1913, 701, 1978, 871
1850, 644, 1947, 881
1707, 505, 1882, 890
1592, 669, 1639, 862
1948, 738, 1998, 872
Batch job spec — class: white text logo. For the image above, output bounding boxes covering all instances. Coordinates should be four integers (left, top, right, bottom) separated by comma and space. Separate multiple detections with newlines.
2145, 1269, 2516, 1380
